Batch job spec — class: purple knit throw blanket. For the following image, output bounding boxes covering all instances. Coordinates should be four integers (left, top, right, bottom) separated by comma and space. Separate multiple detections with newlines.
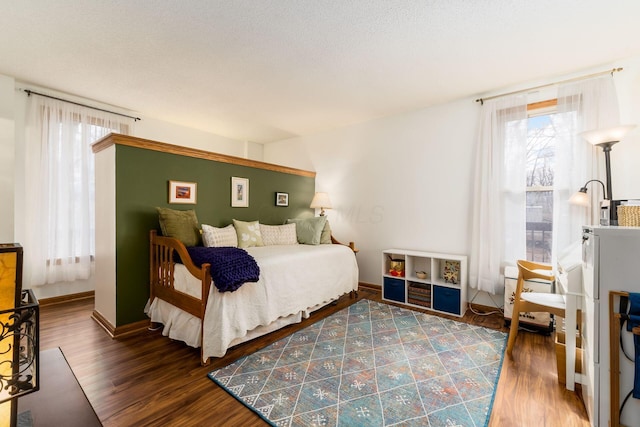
186, 246, 260, 292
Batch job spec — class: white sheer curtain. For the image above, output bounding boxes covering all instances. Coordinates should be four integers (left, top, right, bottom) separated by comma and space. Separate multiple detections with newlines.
552, 76, 621, 260
22, 95, 132, 287
469, 95, 528, 294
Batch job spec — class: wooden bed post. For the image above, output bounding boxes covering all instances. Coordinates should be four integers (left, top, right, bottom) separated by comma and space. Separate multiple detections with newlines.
149, 230, 157, 304
201, 265, 212, 366
330, 235, 359, 254
329, 235, 359, 299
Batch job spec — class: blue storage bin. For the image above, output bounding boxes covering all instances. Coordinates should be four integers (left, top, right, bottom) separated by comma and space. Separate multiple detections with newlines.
383, 277, 405, 303
433, 285, 461, 315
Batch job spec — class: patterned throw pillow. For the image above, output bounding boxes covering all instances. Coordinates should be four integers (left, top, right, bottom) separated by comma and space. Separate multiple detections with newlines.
260, 223, 298, 246
156, 207, 201, 246
201, 224, 238, 248
232, 219, 264, 248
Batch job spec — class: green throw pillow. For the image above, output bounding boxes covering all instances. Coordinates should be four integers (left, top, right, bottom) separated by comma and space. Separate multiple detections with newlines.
286, 216, 327, 245
320, 220, 332, 244
157, 207, 201, 246
233, 219, 264, 248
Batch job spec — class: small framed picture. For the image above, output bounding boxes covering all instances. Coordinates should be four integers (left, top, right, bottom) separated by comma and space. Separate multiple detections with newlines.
276, 192, 289, 207
169, 180, 197, 204
231, 177, 249, 207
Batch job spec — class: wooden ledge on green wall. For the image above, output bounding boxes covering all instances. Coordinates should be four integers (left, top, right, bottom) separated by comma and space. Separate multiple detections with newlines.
92, 133, 316, 178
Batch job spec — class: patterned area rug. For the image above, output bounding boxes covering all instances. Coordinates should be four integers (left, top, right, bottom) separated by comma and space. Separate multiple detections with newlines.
208, 299, 506, 426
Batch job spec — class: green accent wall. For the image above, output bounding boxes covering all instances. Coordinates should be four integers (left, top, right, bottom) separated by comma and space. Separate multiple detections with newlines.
114, 145, 315, 326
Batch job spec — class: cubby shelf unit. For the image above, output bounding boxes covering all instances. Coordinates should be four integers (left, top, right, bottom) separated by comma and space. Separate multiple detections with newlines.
382, 249, 468, 317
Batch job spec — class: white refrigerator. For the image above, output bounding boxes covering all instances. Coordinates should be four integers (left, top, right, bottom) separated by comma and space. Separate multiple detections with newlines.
581, 226, 640, 426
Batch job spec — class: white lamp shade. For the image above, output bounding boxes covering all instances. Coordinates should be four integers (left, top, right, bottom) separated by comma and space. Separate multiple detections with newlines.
580, 124, 636, 145
568, 190, 590, 207
310, 192, 332, 210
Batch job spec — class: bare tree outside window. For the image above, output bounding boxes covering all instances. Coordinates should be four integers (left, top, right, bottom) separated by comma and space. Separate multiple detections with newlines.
526, 114, 557, 263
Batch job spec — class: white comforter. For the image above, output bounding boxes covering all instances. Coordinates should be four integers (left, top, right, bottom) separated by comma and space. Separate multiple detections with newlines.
147, 244, 359, 360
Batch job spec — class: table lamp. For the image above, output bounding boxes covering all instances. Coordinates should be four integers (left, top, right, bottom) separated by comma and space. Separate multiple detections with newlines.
310, 192, 332, 216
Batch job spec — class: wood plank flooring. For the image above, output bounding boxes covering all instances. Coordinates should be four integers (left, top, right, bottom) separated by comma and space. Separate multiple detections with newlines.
38, 290, 589, 426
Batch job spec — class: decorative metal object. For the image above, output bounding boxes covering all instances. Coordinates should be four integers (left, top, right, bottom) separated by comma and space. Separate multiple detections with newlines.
0, 289, 39, 404
0, 243, 39, 427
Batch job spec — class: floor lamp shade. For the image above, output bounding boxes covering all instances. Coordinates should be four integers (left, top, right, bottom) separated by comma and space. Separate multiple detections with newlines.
0, 244, 39, 427
579, 125, 635, 146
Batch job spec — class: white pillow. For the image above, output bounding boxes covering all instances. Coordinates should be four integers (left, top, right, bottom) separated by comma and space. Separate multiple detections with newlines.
260, 223, 298, 246
201, 224, 238, 247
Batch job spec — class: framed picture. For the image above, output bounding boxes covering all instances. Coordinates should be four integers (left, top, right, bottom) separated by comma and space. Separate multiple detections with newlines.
276, 192, 289, 207
168, 180, 197, 204
231, 177, 249, 207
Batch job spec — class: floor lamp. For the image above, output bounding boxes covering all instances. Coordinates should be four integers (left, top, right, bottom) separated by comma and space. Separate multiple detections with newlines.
576, 125, 636, 225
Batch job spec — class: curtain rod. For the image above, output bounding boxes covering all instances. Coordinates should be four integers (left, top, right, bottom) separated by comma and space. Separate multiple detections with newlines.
23, 89, 141, 121
475, 67, 623, 105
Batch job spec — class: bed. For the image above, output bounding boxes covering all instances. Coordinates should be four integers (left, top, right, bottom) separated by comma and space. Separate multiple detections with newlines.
147, 230, 359, 364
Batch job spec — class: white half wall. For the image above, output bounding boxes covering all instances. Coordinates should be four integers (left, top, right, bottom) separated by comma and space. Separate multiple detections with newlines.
94, 144, 117, 325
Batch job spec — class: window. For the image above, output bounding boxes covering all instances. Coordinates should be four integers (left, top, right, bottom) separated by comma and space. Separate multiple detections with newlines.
23, 96, 131, 286
471, 77, 618, 294
526, 102, 558, 263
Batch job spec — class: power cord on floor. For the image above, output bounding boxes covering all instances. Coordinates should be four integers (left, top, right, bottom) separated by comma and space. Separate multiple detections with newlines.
467, 290, 549, 333
467, 290, 504, 316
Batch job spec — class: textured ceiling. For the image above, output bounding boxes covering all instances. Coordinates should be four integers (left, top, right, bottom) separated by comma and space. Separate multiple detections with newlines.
2, 1, 640, 143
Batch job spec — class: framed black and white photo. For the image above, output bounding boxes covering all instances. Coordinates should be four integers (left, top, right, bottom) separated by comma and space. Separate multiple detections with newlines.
168, 180, 197, 204
276, 192, 289, 207
231, 177, 249, 207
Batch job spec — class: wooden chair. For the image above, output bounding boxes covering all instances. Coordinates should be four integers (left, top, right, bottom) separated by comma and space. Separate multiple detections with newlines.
506, 260, 565, 355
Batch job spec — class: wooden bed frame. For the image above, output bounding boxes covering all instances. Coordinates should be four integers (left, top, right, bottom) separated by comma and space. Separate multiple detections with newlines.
149, 229, 358, 364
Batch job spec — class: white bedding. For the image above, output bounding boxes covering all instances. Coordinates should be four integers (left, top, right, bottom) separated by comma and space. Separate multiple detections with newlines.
146, 243, 359, 361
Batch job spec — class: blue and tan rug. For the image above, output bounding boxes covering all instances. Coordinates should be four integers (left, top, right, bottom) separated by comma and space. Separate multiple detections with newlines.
208, 299, 506, 426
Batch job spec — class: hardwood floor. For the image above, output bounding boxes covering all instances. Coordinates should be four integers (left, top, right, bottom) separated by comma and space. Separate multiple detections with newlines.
38, 290, 589, 426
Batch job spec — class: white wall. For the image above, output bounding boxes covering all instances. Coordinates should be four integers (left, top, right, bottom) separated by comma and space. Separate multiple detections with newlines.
134, 116, 264, 158
0, 75, 15, 242
611, 56, 640, 200
265, 98, 479, 289
265, 56, 640, 308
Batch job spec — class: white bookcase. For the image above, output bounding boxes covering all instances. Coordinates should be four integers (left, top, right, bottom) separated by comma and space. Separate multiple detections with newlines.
382, 249, 467, 317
